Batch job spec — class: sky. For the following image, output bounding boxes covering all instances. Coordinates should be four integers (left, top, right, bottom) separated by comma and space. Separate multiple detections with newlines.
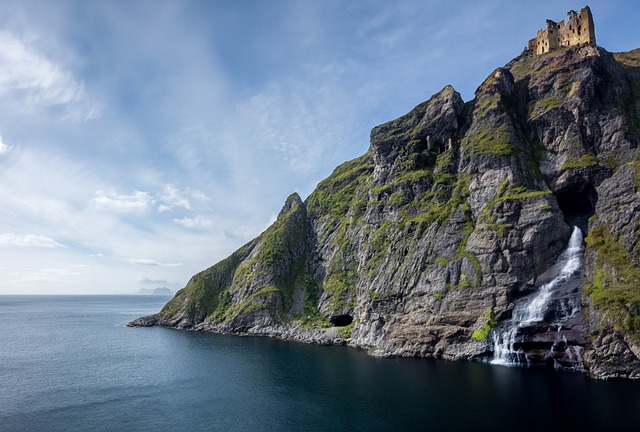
0, 0, 638, 295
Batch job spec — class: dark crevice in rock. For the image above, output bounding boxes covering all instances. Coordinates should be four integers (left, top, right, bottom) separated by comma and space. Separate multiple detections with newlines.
330, 314, 353, 327
554, 182, 597, 234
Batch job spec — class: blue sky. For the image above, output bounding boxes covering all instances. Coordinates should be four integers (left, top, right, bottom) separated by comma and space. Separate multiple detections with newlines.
0, 0, 638, 294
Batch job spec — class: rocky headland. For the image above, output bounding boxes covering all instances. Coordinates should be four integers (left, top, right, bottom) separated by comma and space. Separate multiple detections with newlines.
130, 45, 640, 379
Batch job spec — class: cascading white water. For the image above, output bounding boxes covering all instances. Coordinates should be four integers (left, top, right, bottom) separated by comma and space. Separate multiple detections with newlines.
491, 226, 584, 366
513, 227, 583, 323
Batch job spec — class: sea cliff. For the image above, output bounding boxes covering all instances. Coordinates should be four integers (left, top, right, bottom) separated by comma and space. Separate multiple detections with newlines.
131, 46, 640, 379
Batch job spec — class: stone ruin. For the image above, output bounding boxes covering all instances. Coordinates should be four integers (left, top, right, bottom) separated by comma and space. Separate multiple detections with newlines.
528, 5, 596, 54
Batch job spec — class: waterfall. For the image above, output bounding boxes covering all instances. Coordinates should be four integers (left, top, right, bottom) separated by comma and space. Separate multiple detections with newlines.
491, 226, 584, 366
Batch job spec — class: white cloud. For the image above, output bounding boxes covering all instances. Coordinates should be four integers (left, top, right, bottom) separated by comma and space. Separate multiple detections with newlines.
91, 190, 153, 213
0, 31, 99, 120
190, 190, 210, 202
128, 258, 183, 267
158, 184, 191, 212
0, 233, 63, 248
0, 135, 11, 155
173, 216, 215, 230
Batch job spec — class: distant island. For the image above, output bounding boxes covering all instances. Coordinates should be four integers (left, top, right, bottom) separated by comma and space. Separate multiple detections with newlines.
134, 287, 173, 296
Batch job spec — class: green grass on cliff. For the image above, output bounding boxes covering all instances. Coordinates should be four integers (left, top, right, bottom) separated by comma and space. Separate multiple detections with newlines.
481, 184, 551, 224
306, 154, 374, 219
472, 308, 497, 340
614, 49, 640, 69
462, 123, 514, 156
531, 95, 561, 115
585, 225, 640, 333
561, 153, 599, 170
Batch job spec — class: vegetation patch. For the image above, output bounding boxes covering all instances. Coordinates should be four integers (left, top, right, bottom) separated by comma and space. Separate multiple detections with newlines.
475, 95, 500, 121
457, 273, 474, 289
561, 153, 599, 170
227, 286, 279, 319
472, 308, 498, 341
408, 175, 471, 228
463, 124, 514, 156
393, 169, 432, 186
614, 49, 640, 68
585, 225, 640, 332
481, 223, 512, 237
324, 270, 357, 297
368, 289, 388, 301
483, 187, 551, 219
508, 54, 535, 82
339, 322, 354, 339
209, 291, 233, 323
371, 183, 394, 195
530, 95, 561, 116
435, 148, 454, 170
388, 191, 408, 206
306, 153, 375, 219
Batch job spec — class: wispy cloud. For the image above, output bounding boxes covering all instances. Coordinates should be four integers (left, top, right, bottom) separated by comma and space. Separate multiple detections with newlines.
0, 135, 11, 154
237, 73, 357, 176
158, 184, 191, 212
190, 189, 209, 202
0, 30, 99, 120
173, 215, 215, 230
128, 258, 183, 267
0, 233, 63, 248
91, 190, 153, 213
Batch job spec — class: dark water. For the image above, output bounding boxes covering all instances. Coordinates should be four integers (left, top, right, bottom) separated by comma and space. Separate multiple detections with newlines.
1, 296, 639, 432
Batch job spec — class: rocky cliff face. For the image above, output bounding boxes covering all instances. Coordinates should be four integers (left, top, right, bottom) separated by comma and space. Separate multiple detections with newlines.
130, 46, 640, 379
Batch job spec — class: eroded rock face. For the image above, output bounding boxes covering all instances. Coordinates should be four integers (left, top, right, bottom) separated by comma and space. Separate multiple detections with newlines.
131, 46, 640, 379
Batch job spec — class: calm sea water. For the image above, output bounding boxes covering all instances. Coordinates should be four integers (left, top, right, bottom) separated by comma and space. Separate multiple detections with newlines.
1, 295, 639, 432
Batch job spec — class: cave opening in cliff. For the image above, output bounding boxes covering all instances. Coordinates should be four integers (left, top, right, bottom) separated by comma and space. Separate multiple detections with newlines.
554, 182, 596, 234
329, 314, 353, 327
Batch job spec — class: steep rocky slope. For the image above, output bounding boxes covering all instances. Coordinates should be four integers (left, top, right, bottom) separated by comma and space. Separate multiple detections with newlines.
131, 46, 640, 379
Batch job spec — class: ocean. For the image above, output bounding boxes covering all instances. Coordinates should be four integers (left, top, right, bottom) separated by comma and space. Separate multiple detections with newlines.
1, 295, 639, 431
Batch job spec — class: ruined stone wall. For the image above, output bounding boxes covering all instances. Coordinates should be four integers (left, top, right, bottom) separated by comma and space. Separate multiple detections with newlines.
531, 6, 595, 55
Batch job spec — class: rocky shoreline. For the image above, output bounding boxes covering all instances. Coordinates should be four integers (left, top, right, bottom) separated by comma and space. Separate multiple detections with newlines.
129, 316, 347, 347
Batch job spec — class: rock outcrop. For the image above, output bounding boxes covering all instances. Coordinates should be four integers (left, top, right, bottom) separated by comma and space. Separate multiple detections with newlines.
130, 46, 640, 379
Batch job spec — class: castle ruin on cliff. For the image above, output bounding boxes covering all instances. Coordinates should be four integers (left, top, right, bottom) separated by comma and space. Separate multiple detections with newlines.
528, 6, 596, 54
